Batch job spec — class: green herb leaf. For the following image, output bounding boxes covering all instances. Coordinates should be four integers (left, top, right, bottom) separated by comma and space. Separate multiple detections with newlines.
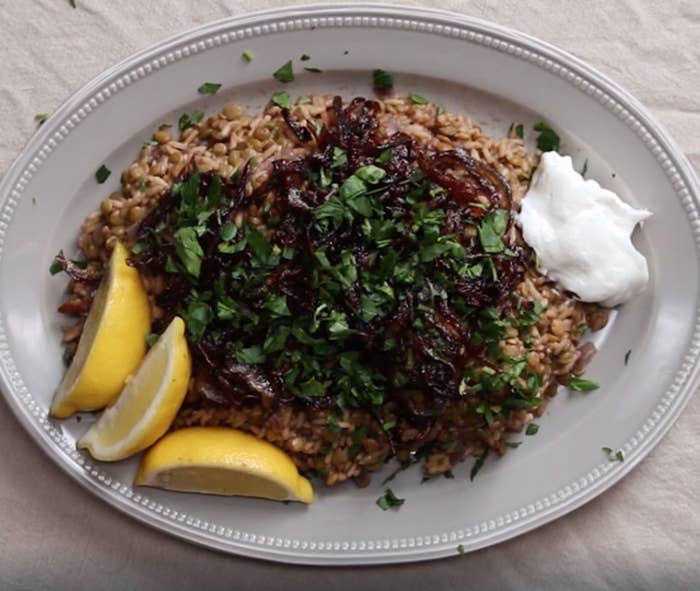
184, 300, 213, 342
242, 49, 254, 62
271, 90, 292, 109
409, 93, 429, 105
265, 294, 291, 317
197, 82, 222, 95
339, 175, 367, 200
273, 60, 294, 83
372, 69, 394, 91
158, 123, 171, 131
514, 123, 524, 139
95, 165, 111, 184
375, 148, 393, 165
457, 544, 466, 556
174, 227, 204, 277
470, 451, 487, 481
581, 158, 589, 177
533, 121, 561, 152
602, 447, 624, 463
145, 333, 159, 347
236, 345, 266, 364
525, 423, 539, 436
376, 488, 405, 511
331, 146, 348, 169
34, 113, 48, 125
178, 110, 204, 131
569, 377, 599, 392
355, 165, 386, 185
49, 258, 62, 275
304, 66, 322, 73
478, 209, 509, 254
220, 222, 237, 242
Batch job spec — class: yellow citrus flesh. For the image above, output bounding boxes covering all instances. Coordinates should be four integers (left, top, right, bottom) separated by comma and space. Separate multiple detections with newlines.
135, 427, 314, 504
50, 243, 151, 418
77, 316, 191, 461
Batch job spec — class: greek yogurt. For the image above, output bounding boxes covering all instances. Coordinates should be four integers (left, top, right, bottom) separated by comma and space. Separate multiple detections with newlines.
516, 151, 652, 307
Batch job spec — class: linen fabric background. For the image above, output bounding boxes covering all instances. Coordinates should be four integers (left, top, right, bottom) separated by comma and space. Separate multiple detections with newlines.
0, 1, 698, 589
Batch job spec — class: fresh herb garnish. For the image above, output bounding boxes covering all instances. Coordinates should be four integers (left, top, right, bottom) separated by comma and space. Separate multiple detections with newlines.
478, 209, 509, 254
376, 488, 405, 511
470, 451, 487, 481
145, 333, 159, 347
34, 113, 48, 126
409, 93, 429, 105
457, 544, 466, 556
242, 49, 254, 62
372, 69, 394, 92
273, 60, 294, 83
95, 165, 111, 184
602, 447, 624, 463
624, 350, 631, 366
178, 110, 204, 131
271, 90, 292, 109
304, 66, 322, 73
514, 123, 524, 139
533, 121, 561, 152
49, 259, 63, 275
197, 82, 222, 95
158, 123, 171, 131
569, 377, 599, 392
525, 423, 539, 435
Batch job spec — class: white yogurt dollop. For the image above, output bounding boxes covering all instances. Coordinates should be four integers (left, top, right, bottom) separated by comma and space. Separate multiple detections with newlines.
516, 152, 652, 307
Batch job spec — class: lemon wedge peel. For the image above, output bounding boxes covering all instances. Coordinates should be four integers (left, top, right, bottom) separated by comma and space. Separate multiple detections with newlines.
135, 427, 314, 504
50, 242, 151, 418
77, 316, 191, 461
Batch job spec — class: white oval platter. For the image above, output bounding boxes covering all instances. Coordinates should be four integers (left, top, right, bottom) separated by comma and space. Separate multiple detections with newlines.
0, 4, 699, 565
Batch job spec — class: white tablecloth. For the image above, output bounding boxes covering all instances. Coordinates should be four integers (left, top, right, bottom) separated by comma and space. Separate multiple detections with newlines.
1, 1, 698, 589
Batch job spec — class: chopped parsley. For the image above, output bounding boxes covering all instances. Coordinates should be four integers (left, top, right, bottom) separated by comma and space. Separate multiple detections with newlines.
304, 66, 322, 73
145, 333, 159, 347
158, 123, 171, 131
178, 110, 204, 131
470, 451, 487, 481
376, 488, 405, 511
581, 158, 589, 177
569, 377, 599, 392
602, 447, 624, 463
409, 93, 429, 105
242, 49, 254, 62
513, 123, 524, 139
533, 121, 561, 152
95, 165, 111, 184
271, 90, 292, 109
457, 544, 466, 556
372, 69, 394, 92
525, 423, 539, 435
197, 82, 222, 95
49, 259, 63, 275
478, 209, 509, 253
34, 113, 48, 125
273, 60, 294, 83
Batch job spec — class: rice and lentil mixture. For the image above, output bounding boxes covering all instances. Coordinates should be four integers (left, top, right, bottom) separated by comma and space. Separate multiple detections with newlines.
57, 94, 608, 487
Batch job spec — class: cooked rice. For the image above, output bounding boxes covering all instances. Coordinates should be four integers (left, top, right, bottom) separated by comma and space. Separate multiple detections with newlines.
62, 95, 607, 486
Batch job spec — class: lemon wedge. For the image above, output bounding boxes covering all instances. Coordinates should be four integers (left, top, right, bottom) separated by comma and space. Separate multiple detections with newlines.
77, 316, 191, 461
50, 242, 151, 419
135, 427, 314, 504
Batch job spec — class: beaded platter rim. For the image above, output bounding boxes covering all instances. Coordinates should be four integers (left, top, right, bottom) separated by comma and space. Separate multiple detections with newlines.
0, 4, 699, 564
